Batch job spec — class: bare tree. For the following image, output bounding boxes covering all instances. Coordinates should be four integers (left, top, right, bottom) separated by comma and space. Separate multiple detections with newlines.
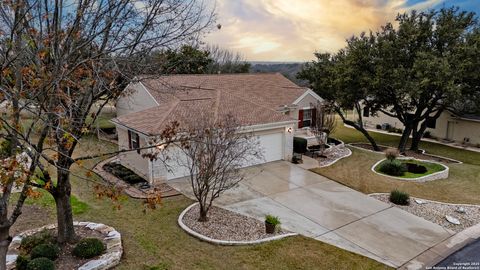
171, 113, 263, 222
0, 0, 215, 253
204, 44, 251, 74
310, 102, 337, 157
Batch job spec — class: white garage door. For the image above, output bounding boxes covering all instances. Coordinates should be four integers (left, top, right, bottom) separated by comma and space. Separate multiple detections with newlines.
157, 131, 285, 180
256, 132, 284, 163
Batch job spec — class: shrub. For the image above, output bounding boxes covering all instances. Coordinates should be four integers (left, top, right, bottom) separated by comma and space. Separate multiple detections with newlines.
293, 137, 307, 153
30, 243, 60, 260
72, 238, 105, 259
16, 255, 30, 270
26, 257, 54, 270
379, 160, 406, 176
423, 131, 432, 138
384, 148, 399, 161
406, 163, 428, 174
265, 215, 281, 226
389, 190, 410, 205
20, 230, 54, 253
376, 124, 382, 129
103, 163, 146, 184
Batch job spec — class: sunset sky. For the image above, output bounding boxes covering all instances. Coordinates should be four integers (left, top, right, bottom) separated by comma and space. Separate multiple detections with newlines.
205, 0, 480, 61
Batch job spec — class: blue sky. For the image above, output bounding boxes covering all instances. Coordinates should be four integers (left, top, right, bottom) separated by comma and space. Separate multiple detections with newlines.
205, 0, 480, 61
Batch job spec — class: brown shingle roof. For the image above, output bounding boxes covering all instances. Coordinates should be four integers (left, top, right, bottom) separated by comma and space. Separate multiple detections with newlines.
113, 73, 304, 135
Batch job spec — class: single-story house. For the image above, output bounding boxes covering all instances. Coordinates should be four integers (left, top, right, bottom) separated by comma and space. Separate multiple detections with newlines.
111, 73, 323, 184
356, 107, 480, 146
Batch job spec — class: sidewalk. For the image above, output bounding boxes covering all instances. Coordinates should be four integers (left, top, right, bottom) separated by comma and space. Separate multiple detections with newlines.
344, 124, 480, 153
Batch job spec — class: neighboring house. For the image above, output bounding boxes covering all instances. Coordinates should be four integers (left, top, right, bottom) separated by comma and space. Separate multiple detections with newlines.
356, 108, 480, 146
111, 73, 323, 184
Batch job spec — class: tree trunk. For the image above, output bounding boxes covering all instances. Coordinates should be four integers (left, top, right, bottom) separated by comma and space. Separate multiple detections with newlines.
410, 121, 427, 151
0, 226, 11, 270
336, 108, 381, 151
198, 205, 208, 222
398, 125, 412, 153
54, 169, 76, 244
355, 125, 381, 151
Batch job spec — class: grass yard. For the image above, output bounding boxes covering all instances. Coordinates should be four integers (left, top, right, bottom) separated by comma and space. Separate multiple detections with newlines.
16, 135, 390, 270
374, 159, 446, 179
313, 124, 480, 204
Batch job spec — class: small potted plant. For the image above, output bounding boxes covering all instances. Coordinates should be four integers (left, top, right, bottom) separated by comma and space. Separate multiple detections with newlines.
265, 215, 280, 234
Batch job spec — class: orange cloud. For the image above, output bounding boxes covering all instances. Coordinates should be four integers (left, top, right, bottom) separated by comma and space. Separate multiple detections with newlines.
205, 0, 443, 61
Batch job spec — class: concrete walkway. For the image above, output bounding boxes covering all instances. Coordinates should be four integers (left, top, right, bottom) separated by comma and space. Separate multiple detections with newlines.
169, 161, 454, 268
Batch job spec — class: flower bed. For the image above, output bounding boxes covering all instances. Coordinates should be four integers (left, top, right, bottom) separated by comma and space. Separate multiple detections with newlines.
372, 158, 448, 181
7, 222, 122, 270
178, 203, 296, 245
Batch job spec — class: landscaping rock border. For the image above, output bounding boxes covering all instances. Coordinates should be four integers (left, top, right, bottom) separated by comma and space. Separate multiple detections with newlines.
94, 156, 180, 199
348, 143, 462, 164
178, 203, 297, 245
369, 193, 480, 232
370, 158, 449, 182
317, 146, 352, 168
7, 222, 122, 270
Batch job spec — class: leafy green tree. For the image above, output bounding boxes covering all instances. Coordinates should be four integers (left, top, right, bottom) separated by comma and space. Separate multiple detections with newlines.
369, 8, 479, 151
146, 45, 250, 75
301, 7, 479, 152
298, 35, 381, 151
157, 45, 214, 74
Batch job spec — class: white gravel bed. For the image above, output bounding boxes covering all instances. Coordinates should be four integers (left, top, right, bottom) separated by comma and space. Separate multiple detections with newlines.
371, 194, 480, 232
317, 146, 351, 167
182, 204, 288, 241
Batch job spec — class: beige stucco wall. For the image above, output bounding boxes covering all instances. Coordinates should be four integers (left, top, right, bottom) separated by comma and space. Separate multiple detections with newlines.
116, 126, 151, 182
292, 92, 323, 130
116, 83, 158, 117
150, 124, 295, 181
355, 109, 480, 146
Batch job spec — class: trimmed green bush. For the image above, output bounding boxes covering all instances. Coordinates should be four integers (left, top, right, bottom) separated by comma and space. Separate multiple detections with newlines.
389, 190, 410, 205
378, 160, 406, 176
293, 137, 307, 153
265, 215, 281, 226
72, 238, 105, 259
20, 230, 54, 253
30, 243, 59, 260
16, 255, 30, 270
26, 257, 54, 270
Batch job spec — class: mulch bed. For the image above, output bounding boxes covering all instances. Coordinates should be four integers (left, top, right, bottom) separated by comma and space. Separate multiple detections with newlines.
182, 204, 288, 241
94, 157, 180, 199
314, 146, 351, 167
350, 143, 460, 164
371, 194, 480, 232
18, 226, 105, 270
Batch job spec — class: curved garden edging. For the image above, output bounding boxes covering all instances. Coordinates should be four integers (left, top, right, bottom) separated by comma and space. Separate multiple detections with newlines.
178, 203, 297, 245
348, 143, 462, 164
7, 222, 122, 270
368, 193, 480, 208
371, 158, 449, 182
316, 147, 352, 168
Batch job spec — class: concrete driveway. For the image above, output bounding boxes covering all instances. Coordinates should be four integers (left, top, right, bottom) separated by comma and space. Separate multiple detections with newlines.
169, 161, 453, 268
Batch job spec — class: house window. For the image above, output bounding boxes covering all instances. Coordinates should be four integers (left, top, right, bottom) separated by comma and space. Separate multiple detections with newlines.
128, 130, 140, 154
363, 107, 370, 117
426, 118, 436, 129
303, 109, 312, 127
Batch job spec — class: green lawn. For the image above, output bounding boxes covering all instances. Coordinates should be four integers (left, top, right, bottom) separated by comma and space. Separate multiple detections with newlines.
19, 135, 390, 270
312, 124, 480, 204
374, 159, 446, 178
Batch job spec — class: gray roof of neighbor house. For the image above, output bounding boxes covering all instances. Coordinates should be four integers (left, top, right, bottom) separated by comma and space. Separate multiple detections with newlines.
112, 73, 307, 135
